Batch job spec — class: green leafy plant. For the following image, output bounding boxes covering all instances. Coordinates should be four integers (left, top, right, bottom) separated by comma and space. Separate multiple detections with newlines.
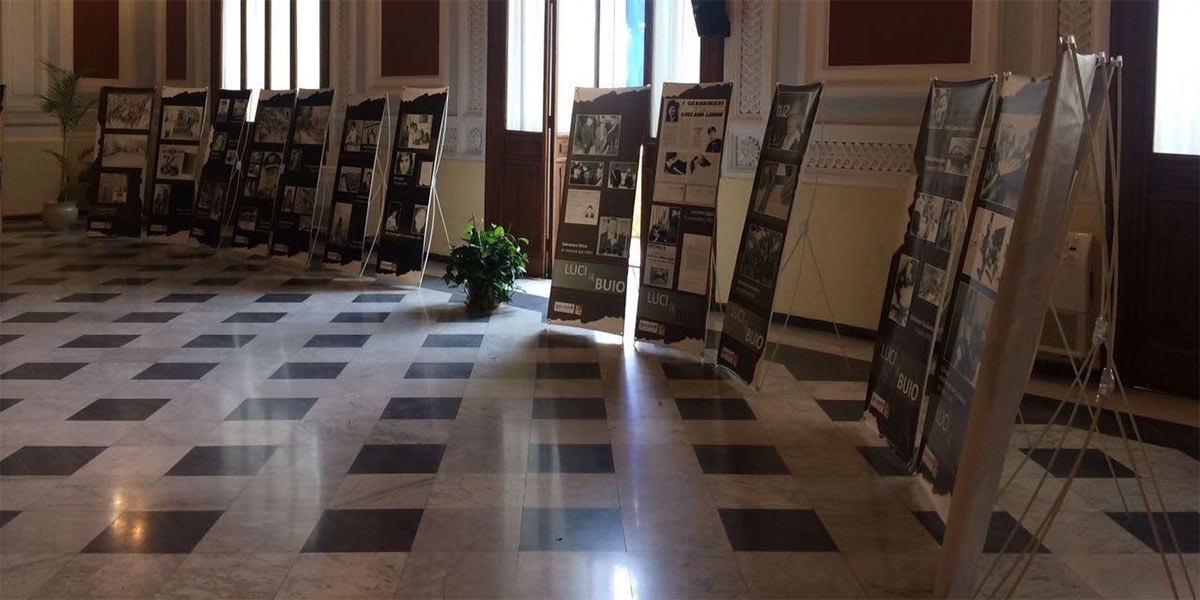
37, 61, 96, 203
443, 219, 529, 314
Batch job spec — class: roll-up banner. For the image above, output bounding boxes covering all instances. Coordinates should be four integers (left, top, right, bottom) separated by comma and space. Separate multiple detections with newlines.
864, 77, 996, 463
147, 87, 208, 237
547, 86, 651, 334
372, 87, 450, 276
920, 57, 1106, 503
717, 83, 823, 383
321, 94, 388, 267
88, 87, 158, 237
230, 90, 297, 250
271, 89, 334, 258
633, 82, 732, 355
191, 89, 252, 247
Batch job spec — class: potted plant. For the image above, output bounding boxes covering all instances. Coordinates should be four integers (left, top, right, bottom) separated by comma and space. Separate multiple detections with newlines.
443, 219, 529, 314
37, 61, 96, 230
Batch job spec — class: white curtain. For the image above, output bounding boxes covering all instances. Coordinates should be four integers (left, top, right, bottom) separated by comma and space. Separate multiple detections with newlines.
650, 0, 700, 134
1153, 0, 1200, 156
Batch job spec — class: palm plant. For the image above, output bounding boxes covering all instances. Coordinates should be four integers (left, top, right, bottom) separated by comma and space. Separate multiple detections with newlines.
37, 61, 96, 203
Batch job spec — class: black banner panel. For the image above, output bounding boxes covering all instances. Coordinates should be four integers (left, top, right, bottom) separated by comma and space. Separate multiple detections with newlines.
88, 87, 157, 237
372, 87, 449, 275
146, 87, 208, 237
547, 86, 651, 335
717, 83, 823, 383
633, 82, 732, 355
271, 89, 334, 257
231, 90, 297, 250
864, 77, 996, 463
320, 94, 390, 267
191, 89, 252, 247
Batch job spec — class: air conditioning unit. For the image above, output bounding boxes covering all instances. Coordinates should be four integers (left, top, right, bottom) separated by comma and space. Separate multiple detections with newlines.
1038, 232, 1098, 362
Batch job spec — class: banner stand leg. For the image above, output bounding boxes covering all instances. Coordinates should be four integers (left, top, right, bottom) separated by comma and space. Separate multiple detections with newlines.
359, 97, 393, 280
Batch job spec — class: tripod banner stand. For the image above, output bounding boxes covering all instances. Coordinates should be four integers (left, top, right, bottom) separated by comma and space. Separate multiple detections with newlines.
147, 87, 208, 237
271, 88, 334, 258
87, 87, 158, 238
191, 89, 252, 248
230, 89, 297, 250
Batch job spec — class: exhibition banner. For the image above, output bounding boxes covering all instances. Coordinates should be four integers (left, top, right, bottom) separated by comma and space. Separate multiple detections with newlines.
547, 86, 651, 334
920, 57, 1106, 499
191, 89, 252, 247
320, 94, 390, 266
633, 81, 733, 354
271, 88, 334, 257
88, 87, 157, 237
717, 83, 823, 383
147, 87, 208, 237
864, 76, 996, 463
230, 90, 297, 250
372, 87, 449, 275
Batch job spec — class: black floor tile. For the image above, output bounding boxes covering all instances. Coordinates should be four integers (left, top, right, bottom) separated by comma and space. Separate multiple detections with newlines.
57, 293, 120, 303
693, 444, 790, 475
115, 312, 181, 323
158, 293, 217, 303
101, 277, 156, 286
347, 444, 446, 474
301, 509, 424, 552
133, 362, 218, 380
537, 334, 596, 348
532, 398, 607, 420
166, 445, 278, 476
269, 362, 348, 380
0, 293, 22, 302
1107, 512, 1199, 553
528, 444, 615, 473
762, 343, 872, 382
223, 312, 285, 323
354, 293, 405, 303
60, 334, 139, 349
305, 334, 371, 348
858, 446, 911, 477
0, 511, 19, 528
1, 362, 87, 380
519, 508, 625, 551
661, 362, 721, 380
380, 397, 462, 420
404, 362, 473, 379
282, 277, 332, 287
815, 399, 865, 422
1020, 394, 1200, 461
0, 445, 106, 475
0, 334, 20, 346
225, 397, 318, 421
193, 277, 244, 286
719, 509, 838, 551
536, 363, 602, 380
56, 264, 104, 272
68, 398, 171, 421
83, 511, 222, 553
331, 312, 390, 323
184, 334, 256, 348
1021, 448, 1136, 478
139, 264, 187, 272
257, 293, 311, 303
223, 264, 263, 272
422, 334, 484, 348
914, 511, 1048, 553
0, 398, 21, 412
675, 398, 757, 421
11, 277, 68, 285
4, 311, 75, 323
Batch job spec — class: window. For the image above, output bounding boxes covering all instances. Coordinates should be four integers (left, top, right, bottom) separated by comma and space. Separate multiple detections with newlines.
1153, 0, 1200, 155
219, 0, 324, 92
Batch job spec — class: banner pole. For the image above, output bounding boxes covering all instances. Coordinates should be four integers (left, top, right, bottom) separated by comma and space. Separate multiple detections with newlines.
359, 95, 392, 279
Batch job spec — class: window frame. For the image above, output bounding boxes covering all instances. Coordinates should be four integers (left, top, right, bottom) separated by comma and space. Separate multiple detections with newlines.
210, 0, 329, 90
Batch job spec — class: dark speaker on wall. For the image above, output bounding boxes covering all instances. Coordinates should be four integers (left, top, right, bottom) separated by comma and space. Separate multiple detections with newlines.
691, 0, 730, 37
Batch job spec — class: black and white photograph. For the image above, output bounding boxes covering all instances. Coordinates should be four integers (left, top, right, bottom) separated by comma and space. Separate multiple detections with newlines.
100, 134, 148, 169
254, 151, 284, 198
151, 184, 170, 214
663, 152, 688, 176
908, 193, 944, 242
643, 243, 675, 288
596, 216, 631, 259
664, 100, 680, 123
384, 202, 403, 235
419, 160, 433, 185
571, 114, 621, 156
217, 98, 230, 122
608, 162, 637, 190
160, 106, 203, 141
196, 181, 221, 213
329, 202, 353, 244
394, 151, 415, 177
648, 205, 680, 245
288, 148, 305, 172
232, 99, 248, 121
411, 205, 428, 235
156, 144, 199, 180
208, 188, 227, 220
225, 150, 238, 165
293, 187, 316, 216
751, 161, 798, 221
568, 160, 605, 187
980, 115, 1040, 211
742, 224, 784, 287
945, 137, 975, 176
250, 150, 263, 164
564, 189, 600, 225
254, 107, 292, 144
949, 285, 993, 385
399, 114, 433, 149
964, 208, 1013, 291
97, 173, 129, 205
888, 254, 919, 326
360, 169, 374, 195
282, 186, 296, 213
293, 105, 331, 145
361, 121, 380, 148
930, 87, 950, 128
935, 199, 963, 251
237, 207, 258, 231
344, 120, 362, 152
247, 163, 262, 178
105, 92, 154, 130
766, 92, 811, 152
211, 132, 227, 153
337, 167, 363, 194
917, 263, 946, 306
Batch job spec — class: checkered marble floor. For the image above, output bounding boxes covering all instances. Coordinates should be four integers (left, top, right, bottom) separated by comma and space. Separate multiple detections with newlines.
0, 225, 1196, 599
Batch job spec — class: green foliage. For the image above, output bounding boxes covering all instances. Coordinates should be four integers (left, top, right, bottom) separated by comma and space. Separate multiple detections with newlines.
442, 219, 530, 314
37, 61, 97, 203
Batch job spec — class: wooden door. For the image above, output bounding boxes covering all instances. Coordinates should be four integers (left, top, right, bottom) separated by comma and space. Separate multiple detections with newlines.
1112, 0, 1200, 397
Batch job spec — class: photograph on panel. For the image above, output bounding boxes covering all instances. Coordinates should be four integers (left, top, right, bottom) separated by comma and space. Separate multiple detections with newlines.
161, 106, 203, 141
418, 161, 434, 187
608, 162, 637, 190
571, 114, 621, 156
930, 87, 951, 129
979, 114, 1040, 211
105, 93, 154, 130
100, 134, 148, 169
293, 187, 316, 218
329, 202, 354, 244
963, 207, 1014, 291
207, 184, 227, 220
677, 232, 712, 295
156, 145, 199, 181
361, 169, 374, 196
935, 199, 963, 252
294, 105, 331, 145
288, 148, 307, 172
596, 217, 632, 259
344, 120, 363, 152
253, 152, 284, 198
568, 161, 605, 187
97, 173, 129, 205
337, 167, 364, 194
399, 114, 434, 149
888, 254, 920, 326
195, 181, 217, 214
750, 161, 798, 221
945, 137, 975, 176
563, 189, 600, 226
647, 205, 681, 245
384, 202, 404, 235
232, 99, 248, 121
237, 207, 258, 231
949, 284, 994, 385
151, 185, 170, 215
361, 121, 380, 149
211, 132, 228, 153
394, 151, 416, 180
908, 193, 944, 243
643, 243, 676, 289
410, 205, 428, 235
282, 186, 297, 213
254, 108, 292, 144
217, 99, 231, 122
917, 263, 947, 306
742, 224, 785, 288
